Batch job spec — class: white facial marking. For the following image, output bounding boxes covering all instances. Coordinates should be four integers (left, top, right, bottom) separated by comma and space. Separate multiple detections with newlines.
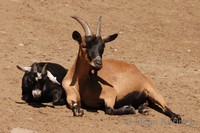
32, 89, 42, 99
35, 72, 42, 81
37, 72, 42, 80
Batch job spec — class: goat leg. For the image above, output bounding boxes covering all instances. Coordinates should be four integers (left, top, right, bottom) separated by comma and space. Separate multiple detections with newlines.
52, 90, 65, 105
72, 101, 84, 117
64, 86, 84, 116
138, 100, 149, 115
105, 105, 136, 115
165, 107, 182, 124
145, 86, 182, 123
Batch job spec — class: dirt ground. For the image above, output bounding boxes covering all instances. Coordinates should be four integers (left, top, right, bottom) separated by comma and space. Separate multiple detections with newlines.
0, 0, 200, 132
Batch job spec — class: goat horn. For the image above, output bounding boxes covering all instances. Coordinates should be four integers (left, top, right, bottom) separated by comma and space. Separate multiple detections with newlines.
71, 16, 92, 36
96, 16, 102, 37
33, 63, 37, 73
42, 63, 47, 74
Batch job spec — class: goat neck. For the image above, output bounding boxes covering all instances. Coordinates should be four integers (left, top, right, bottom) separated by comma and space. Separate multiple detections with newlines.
65, 45, 90, 87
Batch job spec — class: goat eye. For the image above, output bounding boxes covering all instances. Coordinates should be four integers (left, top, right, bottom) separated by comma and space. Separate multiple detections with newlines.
30, 74, 35, 80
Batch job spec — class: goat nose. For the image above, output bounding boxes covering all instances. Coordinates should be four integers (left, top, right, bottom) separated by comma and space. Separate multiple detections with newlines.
96, 59, 102, 65
94, 56, 102, 65
91, 56, 103, 69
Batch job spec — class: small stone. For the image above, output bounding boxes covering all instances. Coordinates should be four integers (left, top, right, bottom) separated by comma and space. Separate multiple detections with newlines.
0, 31, 6, 34
18, 43, 25, 47
10, 0, 22, 2
10, 128, 38, 133
118, 31, 123, 34
26, 117, 34, 121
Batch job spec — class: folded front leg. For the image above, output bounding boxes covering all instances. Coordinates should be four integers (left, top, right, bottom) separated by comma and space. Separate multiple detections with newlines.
65, 86, 84, 117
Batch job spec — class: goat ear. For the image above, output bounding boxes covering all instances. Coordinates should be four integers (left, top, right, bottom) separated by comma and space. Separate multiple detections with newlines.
16, 65, 31, 73
47, 71, 61, 85
103, 33, 118, 43
72, 31, 82, 43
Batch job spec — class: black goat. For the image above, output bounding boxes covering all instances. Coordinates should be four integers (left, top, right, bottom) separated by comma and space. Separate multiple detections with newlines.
17, 62, 67, 105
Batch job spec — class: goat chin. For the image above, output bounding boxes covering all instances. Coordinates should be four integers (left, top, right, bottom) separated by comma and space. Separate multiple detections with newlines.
32, 89, 42, 99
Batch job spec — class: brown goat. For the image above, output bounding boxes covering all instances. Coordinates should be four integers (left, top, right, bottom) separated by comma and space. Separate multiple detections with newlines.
62, 16, 181, 123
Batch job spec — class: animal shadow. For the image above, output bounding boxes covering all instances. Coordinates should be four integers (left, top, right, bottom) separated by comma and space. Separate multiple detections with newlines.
15, 101, 55, 108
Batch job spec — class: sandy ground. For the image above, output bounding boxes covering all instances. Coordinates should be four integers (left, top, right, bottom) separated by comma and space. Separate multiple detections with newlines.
0, 0, 200, 132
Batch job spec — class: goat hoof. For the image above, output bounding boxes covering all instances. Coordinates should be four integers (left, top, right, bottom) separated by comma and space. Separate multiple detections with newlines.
73, 107, 84, 117
138, 101, 149, 115
171, 114, 182, 124
139, 108, 149, 115
105, 107, 113, 115
138, 106, 149, 115
124, 105, 136, 114
72, 103, 84, 116
72, 102, 84, 116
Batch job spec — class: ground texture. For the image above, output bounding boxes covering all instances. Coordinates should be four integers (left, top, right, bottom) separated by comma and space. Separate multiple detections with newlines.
0, 0, 200, 132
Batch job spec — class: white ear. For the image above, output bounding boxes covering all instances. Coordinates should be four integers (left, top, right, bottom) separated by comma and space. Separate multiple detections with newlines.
47, 70, 61, 85
16, 65, 31, 73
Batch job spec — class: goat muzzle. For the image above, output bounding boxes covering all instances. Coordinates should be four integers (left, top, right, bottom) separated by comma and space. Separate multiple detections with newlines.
90, 56, 102, 70
32, 89, 42, 99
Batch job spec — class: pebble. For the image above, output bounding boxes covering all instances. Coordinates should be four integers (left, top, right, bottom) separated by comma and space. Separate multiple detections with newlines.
118, 31, 123, 35
10, 128, 38, 133
10, 0, 23, 3
18, 43, 25, 47
25, 117, 34, 121
0, 31, 6, 34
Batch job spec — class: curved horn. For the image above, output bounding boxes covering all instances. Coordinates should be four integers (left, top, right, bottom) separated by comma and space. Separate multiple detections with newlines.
71, 16, 92, 36
96, 16, 102, 37
33, 63, 37, 73
42, 63, 47, 74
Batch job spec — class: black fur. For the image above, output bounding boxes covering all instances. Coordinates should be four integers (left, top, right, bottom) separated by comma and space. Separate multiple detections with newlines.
19, 62, 67, 105
105, 105, 136, 115
72, 31, 118, 76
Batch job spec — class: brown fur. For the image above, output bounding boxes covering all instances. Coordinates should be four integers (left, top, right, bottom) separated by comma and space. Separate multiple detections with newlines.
63, 54, 167, 110
63, 16, 181, 123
